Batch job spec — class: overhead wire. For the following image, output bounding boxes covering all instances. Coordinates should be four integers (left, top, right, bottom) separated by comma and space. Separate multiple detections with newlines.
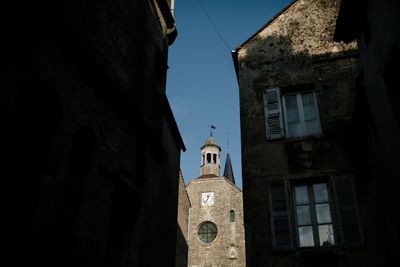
195, 0, 232, 52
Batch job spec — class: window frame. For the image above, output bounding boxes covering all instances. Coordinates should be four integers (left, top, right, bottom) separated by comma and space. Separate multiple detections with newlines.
291, 180, 337, 248
230, 210, 235, 223
198, 221, 218, 244
268, 174, 363, 251
282, 90, 322, 138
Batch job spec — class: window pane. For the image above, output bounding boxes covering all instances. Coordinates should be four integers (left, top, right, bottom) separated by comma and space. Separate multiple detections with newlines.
209, 224, 216, 233
296, 206, 311, 225
287, 109, 300, 123
287, 122, 301, 137
299, 226, 314, 247
304, 119, 320, 135
285, 94, 298, 109
318, 224, 335, 246
302, 92, 318, 120
313, 183, 328, 202
199, 226, 206, 234
285, 95, 300, 123
295, 186, 309, 204
316, 204, 332, 223
199, 234, 207, 242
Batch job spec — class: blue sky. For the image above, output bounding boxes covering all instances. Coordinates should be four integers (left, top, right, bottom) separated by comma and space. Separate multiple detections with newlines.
166, 0, 292, 188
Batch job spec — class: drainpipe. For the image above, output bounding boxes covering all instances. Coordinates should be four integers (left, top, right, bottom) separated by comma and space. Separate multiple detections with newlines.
187, 207, 191, 243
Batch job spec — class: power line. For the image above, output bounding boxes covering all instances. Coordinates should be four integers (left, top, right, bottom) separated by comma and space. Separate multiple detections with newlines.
196, 0, 232, 52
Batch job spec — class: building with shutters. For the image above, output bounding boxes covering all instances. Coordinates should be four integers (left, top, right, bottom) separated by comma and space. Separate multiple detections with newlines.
186, 137, 246, 267
1, 1, 185, 267
230, 0, 382, 266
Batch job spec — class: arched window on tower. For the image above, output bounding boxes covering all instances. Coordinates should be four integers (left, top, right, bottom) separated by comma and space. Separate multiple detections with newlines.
230, 210, 235, 222
213, 154, 217, 164
202, 154, 205, 165
207, 153, 211, 164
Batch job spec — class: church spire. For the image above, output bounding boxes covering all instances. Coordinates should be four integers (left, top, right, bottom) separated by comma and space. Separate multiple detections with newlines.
223, 152, 235, 184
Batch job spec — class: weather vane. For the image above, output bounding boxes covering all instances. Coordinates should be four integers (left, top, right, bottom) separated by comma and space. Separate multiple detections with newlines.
210, 125, 216, 137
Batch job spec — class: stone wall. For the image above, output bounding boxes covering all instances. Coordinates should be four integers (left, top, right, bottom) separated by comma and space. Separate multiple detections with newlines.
232, 0, 378, 266
186, 177, 246, 267
176, 171, 191, 267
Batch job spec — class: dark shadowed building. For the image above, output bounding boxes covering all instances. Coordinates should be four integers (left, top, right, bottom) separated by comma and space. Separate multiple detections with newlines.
1, 1, 185, 266
334, 0, 400, 265
231, 0, 389, 266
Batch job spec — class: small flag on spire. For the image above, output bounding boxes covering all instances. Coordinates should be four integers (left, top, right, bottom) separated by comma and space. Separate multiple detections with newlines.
210, 125, 216, 137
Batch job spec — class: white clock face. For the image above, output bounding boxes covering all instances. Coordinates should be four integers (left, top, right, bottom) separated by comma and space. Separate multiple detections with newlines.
202, 192, 214, 206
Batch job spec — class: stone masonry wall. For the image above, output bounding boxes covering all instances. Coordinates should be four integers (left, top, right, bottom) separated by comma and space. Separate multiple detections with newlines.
186, 177, 246, 267
235, 0, 366, 266
176, 171, 191, 267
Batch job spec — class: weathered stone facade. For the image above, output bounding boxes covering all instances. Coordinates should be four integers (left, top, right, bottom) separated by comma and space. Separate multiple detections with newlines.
231, 0, 378, 266
1, 1, 184, 266
176, 171, 191, 267
186, 138, 246, 267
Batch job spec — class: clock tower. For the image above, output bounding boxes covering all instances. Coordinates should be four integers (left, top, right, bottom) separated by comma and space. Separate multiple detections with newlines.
185, 137, 246, 267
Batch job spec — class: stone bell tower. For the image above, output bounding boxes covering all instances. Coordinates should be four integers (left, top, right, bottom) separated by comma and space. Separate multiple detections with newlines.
200, 137, 221, 176
186, 136, 246, 267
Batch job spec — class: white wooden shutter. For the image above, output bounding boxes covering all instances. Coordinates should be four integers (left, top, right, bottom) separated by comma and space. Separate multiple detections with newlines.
330, 174, 363, 247
269, 180, 294, 251
264, 88, 284, 140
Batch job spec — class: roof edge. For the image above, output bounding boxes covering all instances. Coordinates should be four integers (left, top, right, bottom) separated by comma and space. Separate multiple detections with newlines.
233, 0, 300, 52
231, 50, 239, 82
187, 176, 242, 193
179, 170, 191, 207
222, 177, 242, 193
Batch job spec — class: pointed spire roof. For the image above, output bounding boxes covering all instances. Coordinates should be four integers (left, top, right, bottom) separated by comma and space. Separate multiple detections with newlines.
223, 153, 235, 184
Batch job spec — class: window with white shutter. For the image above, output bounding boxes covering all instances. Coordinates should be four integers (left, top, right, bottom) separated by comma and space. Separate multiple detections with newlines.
270, 175, 363, 250
264, 88, 321, 139
282, 91, 321, 138
264, 88, 284, 140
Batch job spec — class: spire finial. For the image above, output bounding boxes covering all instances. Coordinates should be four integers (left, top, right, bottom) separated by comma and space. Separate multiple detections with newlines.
210, 125, 216, 137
